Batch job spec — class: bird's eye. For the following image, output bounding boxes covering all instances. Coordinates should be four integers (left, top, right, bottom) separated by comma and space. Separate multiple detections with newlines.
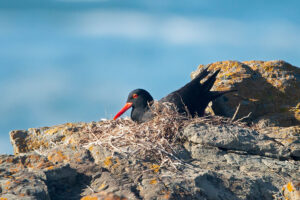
132, 94, 138, 99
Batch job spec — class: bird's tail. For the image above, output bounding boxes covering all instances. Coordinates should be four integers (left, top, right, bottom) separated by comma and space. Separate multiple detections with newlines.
192, 67, 210, 83
202, 69, 221, 92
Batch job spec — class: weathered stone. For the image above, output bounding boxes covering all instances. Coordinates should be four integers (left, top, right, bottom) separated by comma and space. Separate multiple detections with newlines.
10, 122, 91, 155
4, 119, 299, 199
191, 60, 300, 127
182, 123, 296, 159
0, 154, 51, 200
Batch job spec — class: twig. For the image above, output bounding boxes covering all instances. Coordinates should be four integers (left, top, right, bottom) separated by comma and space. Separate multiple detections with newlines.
235, 112, 252, 123
231, 103, 241, 122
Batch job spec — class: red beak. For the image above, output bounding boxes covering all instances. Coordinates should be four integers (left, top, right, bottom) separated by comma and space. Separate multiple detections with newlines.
113, 102, 133, 120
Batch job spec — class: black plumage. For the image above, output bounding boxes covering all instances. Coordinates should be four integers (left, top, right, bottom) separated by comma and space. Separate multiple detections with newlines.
114, 68, 234, 123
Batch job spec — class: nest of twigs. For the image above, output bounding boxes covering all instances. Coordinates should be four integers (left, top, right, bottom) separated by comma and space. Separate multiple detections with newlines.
82, 101, 247, 170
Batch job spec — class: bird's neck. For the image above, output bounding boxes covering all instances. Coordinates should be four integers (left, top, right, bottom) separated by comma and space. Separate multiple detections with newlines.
131, 104, 151, 123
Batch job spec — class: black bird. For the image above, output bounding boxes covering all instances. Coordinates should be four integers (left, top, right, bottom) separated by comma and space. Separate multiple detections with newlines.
113, 68, 234, 123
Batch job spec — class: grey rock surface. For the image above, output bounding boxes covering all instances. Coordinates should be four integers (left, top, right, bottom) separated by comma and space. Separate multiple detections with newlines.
1, 120, 299, 200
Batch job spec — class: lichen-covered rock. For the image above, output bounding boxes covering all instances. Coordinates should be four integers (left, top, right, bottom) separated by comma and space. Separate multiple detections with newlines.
9, 122, 91, 155
3, 118, 299, 199
281, 182, 300, 200
0, 154, 51, 200
191, 60, 300, 127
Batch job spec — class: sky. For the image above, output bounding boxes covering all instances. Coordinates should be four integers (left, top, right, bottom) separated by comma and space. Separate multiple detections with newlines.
0, 0, 300, 154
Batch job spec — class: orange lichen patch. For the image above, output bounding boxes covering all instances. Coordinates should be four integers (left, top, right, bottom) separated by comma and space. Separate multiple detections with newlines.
35, 160, 53, 169
104, 157, 113, 167
0, 198, 8, 200
5, 157, 14, 163
44, 123, 76, 135
3, 175, 13, 179
111, 158, 120, 170
14, 180, 22, 184
150, 178, 157, 185
102, 194, 127, 200
151, 164, 160, 173
26, 139, 49, 151
61, 136, 66, 141
26, 154, 41, 161
282, 181, 300, 200
88, 145, 94, 151
287, 182, 295, 192
9, 168, 20, 173
4, 181, 11, 185
45, 127, 61, 134
74, 152, 83, 162
81, 196, 98, 200
47, 151, 67, 163
162, 190, 171, 199
46, 166, 55, 170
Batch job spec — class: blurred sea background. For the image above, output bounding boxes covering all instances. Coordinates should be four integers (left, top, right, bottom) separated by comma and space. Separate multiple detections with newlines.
1, 0, 300, 154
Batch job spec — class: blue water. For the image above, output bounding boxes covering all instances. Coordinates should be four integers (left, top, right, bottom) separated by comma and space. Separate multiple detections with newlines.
1, 0, 300, 154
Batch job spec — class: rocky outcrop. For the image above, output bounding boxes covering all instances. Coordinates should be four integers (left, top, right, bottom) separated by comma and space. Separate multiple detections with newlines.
2, 119, 299, 200
191, 60, 300, 127
1, 60, 299, 200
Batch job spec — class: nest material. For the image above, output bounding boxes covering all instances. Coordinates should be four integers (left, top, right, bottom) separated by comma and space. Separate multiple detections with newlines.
83, 101, 246, 169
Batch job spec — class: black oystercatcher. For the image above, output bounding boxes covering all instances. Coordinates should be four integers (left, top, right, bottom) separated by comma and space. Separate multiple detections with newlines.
114, 68, 234, 123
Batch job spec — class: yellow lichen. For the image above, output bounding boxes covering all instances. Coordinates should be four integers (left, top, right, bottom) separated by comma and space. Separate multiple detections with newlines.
9, 168, 19, 173
104, 156, 112, 167
80, 196, 98, 200
287, 182, 294, 192
47, 151, 67, 163
88, 145, 94, 151
36, 161, 52, 169
151, 164, 160, 173
45, 127, 61, 135
61, 136, 66, 141
150, 178, 157, 185
46, 166, 55, 170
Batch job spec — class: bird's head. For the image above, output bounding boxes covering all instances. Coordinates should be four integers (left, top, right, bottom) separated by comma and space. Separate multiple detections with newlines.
113, 89, 153, 120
